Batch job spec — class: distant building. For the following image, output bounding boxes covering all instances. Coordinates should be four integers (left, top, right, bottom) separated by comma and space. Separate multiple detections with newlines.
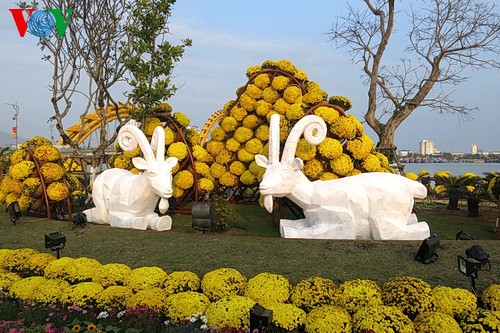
399, 149, 411, 157
419, 140, 435, 155
471, 144, 478, 154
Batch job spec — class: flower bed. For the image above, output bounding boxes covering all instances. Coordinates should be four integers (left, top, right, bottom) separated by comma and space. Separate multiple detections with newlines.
1, 248, 500, 332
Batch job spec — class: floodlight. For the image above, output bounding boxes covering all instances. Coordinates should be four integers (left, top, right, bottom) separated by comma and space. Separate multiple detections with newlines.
7, 201, 21, 224
250, 304, 273, 332
414, 234, 440, 264
458, 255, 482, 278
456, 230, 474, 240
45, 232, 66, 258
466, 245, 491, 270
192, 202, 215, 234
72, 213, 87, 229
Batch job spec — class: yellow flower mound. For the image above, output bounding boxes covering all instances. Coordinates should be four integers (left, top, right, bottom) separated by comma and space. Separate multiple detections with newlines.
0, 272, 22, 292
165, 291, 211, 324
482, 284, 500, 311
40, 162, 65, 182
229, 161, 246, 176
126, 287, 168, 311
432, 285, 477, 318
352, 305, 414, 333
362, 154, 382, 172
273, 98, 291, 115
2, 248, 38, 273
303, 159, 325, 179
201, 268, 247, 301
164, 271, 201, 296
230, 106, 247, 122
173, 170, 194, 190
199, 178, 214, 192
221, 116, 238, 133
93, 263, 132, 288
125, 266, 168, 292
61, 282, 104, 306
245, 84, 263, 100
46, 182, 70, 201
144, 117, 162, 136
268, 303, 306, 331
205, 295, 255, 331
167, 142, 188, 161
329, 95, 353, 111
286, 103, 305, 121
314, 106, 340, 125
295, 138, 317, 161
10, 276, 46, 302
330, 154, 354, 176
253, 73, 271, 89
96, 285, 133, 310
215, 149, 233, 165
262, 87, 280, 104
206, 141, 225, 156
239, 93, 257, 111
244, 272, 291, 307
237, 148, 255, 163
459, 309, 500, 332
234, 127, 253, 143
283, 86, 303, 104
25, 252, 56, 276
305, 305, 352, 333
210, 163, 227, 179
346, 134, 374, 160
271, 75, 290, 91
34, 145, 62, 162
31, 278, 70, 304
10, 161, 36, 181
414, 312, 462, 333
318, 137, 343, 160
219, 172, 239, 187
242, 114, 260, 129
10, 149, 27, 165
334, 279, 383, 315
255, 100, 273, 117
290, 276, 336, 312
382, 276, 436, 320
164, 127, 175, 145
406, 172, 418, 181
192, 145, 212, 163
173, 112, 190, 127
240, 170, 258, 186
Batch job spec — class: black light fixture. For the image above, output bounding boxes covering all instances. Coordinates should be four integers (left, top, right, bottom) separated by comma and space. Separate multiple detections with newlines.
414, 234, 440, 264
191, 202, 215, 234
466, 245, 491, 270
7, 201, 21, 225
45, 232, 66, 259
72, 212, 87, 229
456, 230, 474, 240
250, 304, 273, 333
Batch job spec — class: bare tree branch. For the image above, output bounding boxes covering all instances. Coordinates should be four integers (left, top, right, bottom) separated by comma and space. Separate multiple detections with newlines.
328, 0, 500, 148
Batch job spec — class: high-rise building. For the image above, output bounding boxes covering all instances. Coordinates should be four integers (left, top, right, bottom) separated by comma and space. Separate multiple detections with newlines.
471, 144, 478, 154
419, 140, 435, 155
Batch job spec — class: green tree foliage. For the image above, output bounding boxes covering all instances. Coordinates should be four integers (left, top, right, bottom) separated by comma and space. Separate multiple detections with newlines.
122, 0, 192, 120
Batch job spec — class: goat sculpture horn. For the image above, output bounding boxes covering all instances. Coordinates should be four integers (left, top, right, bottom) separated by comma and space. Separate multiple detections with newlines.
151, 126, 166, 161
281, 115, 327, 164
118, 125, 155, 162
268, 114, 280, 164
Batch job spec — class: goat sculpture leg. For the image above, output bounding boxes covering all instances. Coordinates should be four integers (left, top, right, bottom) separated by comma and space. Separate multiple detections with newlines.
144, 213, 172, 231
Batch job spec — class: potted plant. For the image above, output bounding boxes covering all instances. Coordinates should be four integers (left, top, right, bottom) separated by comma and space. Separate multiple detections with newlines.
459, 181, 487, 217
434, 174, 474, 210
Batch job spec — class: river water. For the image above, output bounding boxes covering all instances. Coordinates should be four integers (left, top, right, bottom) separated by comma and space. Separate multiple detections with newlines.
402, 162, 500, 176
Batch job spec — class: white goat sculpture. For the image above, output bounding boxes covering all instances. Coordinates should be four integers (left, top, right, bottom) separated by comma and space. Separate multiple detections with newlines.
255, 114, 430, 240
83, 124, 178, 231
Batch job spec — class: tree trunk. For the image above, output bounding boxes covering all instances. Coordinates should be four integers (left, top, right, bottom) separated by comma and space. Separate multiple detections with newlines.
467, 199, 480, 217
447, 198, 460, 210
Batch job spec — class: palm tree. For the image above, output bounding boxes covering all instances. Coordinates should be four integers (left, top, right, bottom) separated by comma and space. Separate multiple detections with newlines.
434, 174, 478, 211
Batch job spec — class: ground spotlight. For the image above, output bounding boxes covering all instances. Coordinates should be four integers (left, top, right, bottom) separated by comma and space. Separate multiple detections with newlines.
7, 201, 21, 225
45, 232, 66, 259
72, 212, 87, 229
192, 202, 215, 234
250, 304, 273, 333
456, 230, 474, 240
466, 245, 491, 270
414, 234, 440, 264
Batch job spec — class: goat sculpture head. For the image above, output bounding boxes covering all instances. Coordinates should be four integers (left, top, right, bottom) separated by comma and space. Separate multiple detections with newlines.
255, 114, 327, 213
118, 125, 178, 213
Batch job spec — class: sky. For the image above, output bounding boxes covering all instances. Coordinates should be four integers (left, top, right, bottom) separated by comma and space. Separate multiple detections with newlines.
0, 0, 499, 153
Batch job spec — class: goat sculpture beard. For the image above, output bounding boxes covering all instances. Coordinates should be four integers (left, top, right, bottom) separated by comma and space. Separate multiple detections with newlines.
158, 198, 169, 214
263, 195, 273, 213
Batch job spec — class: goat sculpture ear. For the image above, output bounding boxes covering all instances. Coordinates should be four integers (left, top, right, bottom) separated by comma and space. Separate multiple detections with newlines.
254, 154, 269, 168
165, 157, 178, 169
132, 157, 149, 170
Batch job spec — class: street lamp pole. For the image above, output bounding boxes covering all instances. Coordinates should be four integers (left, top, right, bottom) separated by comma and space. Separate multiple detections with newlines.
6, 102, 20, 149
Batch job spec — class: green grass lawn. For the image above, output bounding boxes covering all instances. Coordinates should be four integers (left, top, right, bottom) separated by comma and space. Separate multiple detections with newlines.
1, 201, 499, 293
